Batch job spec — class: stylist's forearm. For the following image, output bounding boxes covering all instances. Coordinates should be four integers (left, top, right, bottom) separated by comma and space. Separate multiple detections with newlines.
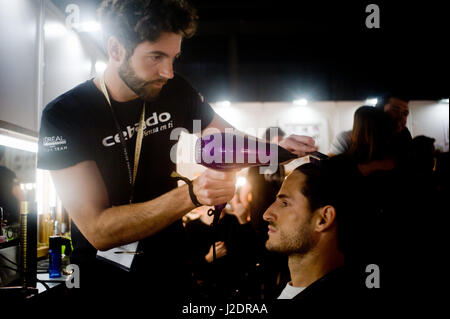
94, 184, 194, 250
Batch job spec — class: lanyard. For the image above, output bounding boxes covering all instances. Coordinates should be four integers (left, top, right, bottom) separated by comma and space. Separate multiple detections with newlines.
99, 73, 146, 204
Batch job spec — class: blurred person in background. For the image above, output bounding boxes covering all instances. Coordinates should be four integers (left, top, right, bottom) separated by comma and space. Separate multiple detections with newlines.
375, 93, 412, 171
375, 93, 411, 136
329, 93, 411, 157
184, 192, 253, 300
412, 135, 436, 177
0, 145, 25, 225
341, 106, 396, 271
347, 106, 396, 175
337, 104, 437, 309
329, 129, 352, 156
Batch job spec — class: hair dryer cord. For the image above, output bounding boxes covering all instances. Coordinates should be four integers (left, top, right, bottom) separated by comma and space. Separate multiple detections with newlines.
207, 204, 225, 261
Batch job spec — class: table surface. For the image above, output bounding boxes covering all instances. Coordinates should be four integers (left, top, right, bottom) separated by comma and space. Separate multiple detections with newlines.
36, 273, 69, 294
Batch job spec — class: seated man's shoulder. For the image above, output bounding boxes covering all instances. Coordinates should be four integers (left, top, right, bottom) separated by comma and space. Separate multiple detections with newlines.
294, 267, 348, 302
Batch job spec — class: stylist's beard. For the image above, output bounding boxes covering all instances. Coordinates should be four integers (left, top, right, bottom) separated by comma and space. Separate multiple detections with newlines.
118, 59, 165, 102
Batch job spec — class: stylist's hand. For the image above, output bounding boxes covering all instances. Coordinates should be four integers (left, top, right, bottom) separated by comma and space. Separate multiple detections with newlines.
205, 241, 227, 263
279, 135, 318, 158
193, 169, 236, 206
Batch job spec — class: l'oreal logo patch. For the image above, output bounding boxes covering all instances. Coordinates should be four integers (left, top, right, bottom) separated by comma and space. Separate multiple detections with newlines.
43, 136, 67, 146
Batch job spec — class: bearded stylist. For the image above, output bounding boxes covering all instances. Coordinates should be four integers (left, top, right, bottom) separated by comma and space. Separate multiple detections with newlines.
37, 0, 316, 305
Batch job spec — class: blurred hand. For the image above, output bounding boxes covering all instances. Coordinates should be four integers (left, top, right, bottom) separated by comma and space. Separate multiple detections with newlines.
205, 241, 227, 263
279, 134, 317, 158
229, 194, 250, 224
193, 169, 236, 206
238, 182, 251, 209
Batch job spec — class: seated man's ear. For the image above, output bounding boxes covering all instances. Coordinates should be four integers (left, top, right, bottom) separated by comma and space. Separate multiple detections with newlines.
314, 205, 336, 232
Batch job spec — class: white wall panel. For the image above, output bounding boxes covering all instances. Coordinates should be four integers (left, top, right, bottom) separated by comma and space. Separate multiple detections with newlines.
0, 0, 40, 132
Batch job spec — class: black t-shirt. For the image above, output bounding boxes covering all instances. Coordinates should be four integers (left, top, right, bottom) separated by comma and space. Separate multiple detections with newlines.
37, 73, 215, 292
0, 166, 19, 224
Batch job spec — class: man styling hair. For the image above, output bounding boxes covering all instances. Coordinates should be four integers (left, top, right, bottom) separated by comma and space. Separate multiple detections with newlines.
37, 0, 317, 307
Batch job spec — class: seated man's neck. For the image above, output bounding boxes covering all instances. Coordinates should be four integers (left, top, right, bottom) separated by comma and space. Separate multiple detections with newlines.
288, 244, 344, 288
94, 66, 138, 102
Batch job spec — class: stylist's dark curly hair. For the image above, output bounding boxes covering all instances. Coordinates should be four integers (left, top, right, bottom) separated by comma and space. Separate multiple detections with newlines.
98, 0, 198, 53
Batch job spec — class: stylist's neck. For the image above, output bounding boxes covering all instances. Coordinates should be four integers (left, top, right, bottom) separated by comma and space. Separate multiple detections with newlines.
101, 66, 138, 102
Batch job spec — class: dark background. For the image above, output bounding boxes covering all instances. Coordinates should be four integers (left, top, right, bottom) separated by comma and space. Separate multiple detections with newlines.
52, 0, 448, 102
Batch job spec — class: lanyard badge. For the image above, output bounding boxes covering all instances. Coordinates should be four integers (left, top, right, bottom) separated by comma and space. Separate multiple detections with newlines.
99, 72, 146, 203
96, 73, 145, 271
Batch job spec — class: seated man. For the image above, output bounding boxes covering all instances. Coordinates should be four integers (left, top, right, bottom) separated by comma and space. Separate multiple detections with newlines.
263, 159, 354, 305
